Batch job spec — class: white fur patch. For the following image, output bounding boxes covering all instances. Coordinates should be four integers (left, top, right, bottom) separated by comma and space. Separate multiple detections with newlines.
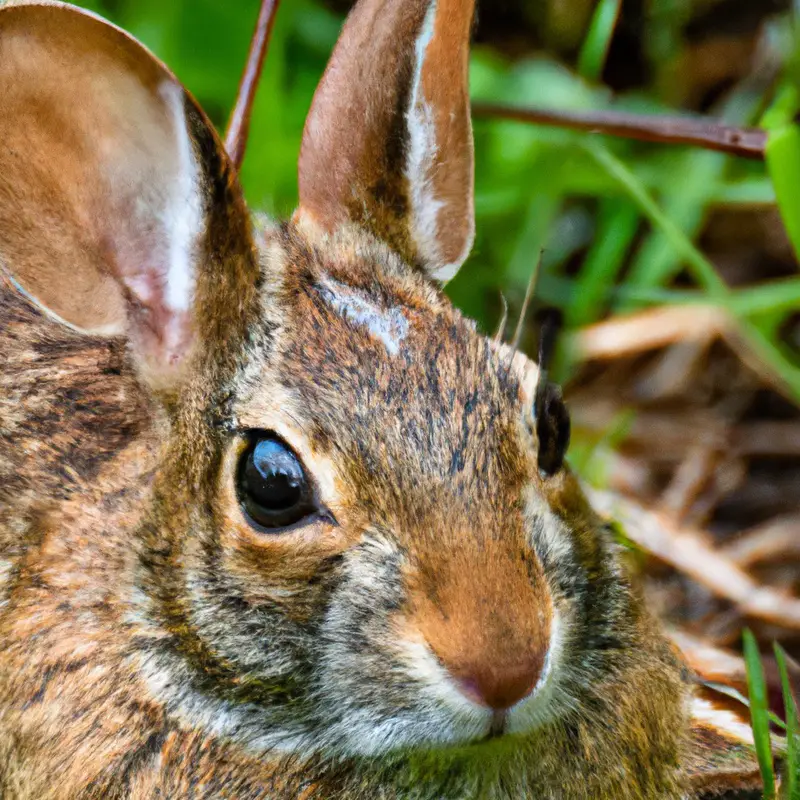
506, 610, 564, 733
427, 259, 461, 283
158, 81, 202, 316
323, 631, 491, 756
402, 636, 492, 722
397, 610, 563, 741
524, 488, 574, 565
318, 277, 409, 355
405, 1, 473, 282
0, 558, 12, 607
406, 4, 446, 273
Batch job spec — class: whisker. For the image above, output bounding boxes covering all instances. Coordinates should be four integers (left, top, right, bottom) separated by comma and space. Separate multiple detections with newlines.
510, 249, 543, 352
493, 293, 509, 343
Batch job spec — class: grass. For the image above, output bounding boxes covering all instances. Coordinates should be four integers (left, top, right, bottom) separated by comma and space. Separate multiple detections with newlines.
776, 643, 800, 800
576, 0, 621, 83
743, 630, 800, 798
744, 629, 778, 799
766, 120, 800, 264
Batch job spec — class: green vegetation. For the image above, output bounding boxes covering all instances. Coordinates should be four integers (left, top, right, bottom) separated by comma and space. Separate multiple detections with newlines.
744, 629, 778, 798
743, 631, 800, 798
775, 642, 800, 799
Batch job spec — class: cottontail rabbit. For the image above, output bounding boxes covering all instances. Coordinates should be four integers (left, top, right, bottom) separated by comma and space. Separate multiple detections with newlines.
0, 0, 766, 797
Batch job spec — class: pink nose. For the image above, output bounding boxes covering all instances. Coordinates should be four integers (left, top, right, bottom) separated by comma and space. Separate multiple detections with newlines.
450, 657, 544, 710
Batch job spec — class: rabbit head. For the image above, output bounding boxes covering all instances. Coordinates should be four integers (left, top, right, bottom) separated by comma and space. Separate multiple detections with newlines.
0, 0, 762, 798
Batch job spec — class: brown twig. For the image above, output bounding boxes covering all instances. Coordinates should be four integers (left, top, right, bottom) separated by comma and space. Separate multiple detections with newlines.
571, 305, 795, 400
668, 628, 747, 687
586, 486, 800, 630
571, 305, 730, 361
471, 102, 767, 160
225, 0, 281, 171
723, 515, 800, 567
659, 445, 719, 522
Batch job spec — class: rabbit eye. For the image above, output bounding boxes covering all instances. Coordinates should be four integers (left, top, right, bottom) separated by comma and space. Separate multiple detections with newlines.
535, 384, 571, 477
237, 434, 318, 531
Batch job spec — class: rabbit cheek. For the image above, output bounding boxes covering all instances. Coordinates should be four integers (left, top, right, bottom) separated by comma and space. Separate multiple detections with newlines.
217, 518, 344, 613
310, 536, 454, 754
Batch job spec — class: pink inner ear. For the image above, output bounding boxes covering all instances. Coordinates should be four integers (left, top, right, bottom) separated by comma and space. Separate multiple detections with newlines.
106, 80, 206, 384
0, 3, 224, 387
297, 0, 476, 282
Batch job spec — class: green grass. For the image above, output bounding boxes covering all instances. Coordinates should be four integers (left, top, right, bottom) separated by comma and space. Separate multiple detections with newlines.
744, 629, 778, 798
766, 123, 800, 264
576, 0, 621, 82
776, 643, 800, 800
743, 630, 800, 798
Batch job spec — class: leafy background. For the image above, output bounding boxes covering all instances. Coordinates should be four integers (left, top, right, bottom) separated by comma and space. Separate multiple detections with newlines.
73, 0, 800, 389
67, 0, 790, 365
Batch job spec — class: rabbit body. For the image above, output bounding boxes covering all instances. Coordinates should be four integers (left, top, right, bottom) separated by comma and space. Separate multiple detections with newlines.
0, 0, 759, 798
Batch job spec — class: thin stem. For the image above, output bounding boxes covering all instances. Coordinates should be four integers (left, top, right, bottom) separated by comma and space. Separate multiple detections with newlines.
225, 0, 281, 171
472, 102, 767, 160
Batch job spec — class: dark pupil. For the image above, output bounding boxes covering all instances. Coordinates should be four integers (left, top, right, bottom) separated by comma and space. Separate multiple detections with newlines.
246, 440, 303, 511
238, 437, 314, 530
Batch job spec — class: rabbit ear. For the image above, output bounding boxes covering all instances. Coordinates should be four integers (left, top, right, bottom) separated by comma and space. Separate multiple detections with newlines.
685, 692, 764, 794
0, 2, 254, 389
297, 0, 475, 282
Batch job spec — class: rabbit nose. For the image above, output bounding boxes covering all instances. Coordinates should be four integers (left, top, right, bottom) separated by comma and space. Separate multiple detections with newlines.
448, 655, 545, 710
407, 537, 553, 714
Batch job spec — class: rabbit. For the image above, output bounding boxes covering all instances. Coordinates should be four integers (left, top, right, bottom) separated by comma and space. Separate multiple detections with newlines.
0, 0, 766, 798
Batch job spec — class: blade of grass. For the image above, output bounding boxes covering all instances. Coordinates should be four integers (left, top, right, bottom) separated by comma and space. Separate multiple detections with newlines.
729, 279, 800, 317
718, 179, 776, 205
584, 140, 727, 295
775, 643, 800, 799
577, 0, 622, 82
623, 85, 766, 298
622, 150, 726, 300
744, 629, 777, 799
766, 123, 800, 263
567, 199, 639, 328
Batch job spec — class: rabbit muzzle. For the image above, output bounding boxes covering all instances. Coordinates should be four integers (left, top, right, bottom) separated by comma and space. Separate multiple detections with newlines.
309, 524, 562, 758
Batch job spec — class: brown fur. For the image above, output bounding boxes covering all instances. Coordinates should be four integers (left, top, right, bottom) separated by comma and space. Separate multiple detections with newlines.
0, 1, 763, 798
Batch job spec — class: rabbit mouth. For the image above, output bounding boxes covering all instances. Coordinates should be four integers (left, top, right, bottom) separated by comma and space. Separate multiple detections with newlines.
361, 613, 565, 752
486, 711, 508, 739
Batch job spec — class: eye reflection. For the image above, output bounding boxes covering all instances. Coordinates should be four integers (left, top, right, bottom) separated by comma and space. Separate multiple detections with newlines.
236, 434, 319, 531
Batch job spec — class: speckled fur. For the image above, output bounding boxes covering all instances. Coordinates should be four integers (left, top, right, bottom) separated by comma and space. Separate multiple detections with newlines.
0, 1, 762, 797
2, 218, 697, 798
